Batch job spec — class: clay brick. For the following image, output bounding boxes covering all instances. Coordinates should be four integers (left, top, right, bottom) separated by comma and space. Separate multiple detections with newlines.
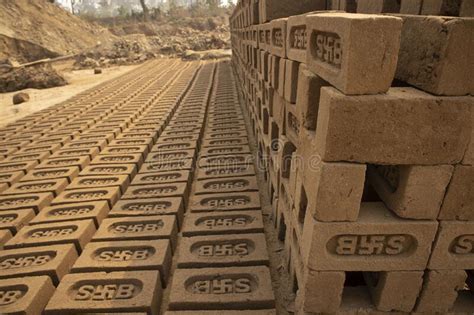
200, 145, 251, 157
295, 270, 345, 313
132, 171, 192, 186
195, 176, 258, 195
20, 166, 79, 183
4, 151, 50, 163
52, 187, 121, 208
306, 13, 402, 95
5, 178, 69, 197
400, 0, 422, 13
429, 221, 474, 270
203, 138, 249, 148
0, 229, 12, 248
0, 209, 35, 234
0, 276, 55, 315
0, 193, 53, 213
168, 266, 274, 310
196, 164, 256, 180
421, 0, 464, 15
182, 211, 264, 237
80, 164, 137, 179
286, 13, 309, 63
30, 201, 109, 228
438, 165, 474, 220
0, 171, 23, 185
177, 233, 269, 268
72, 239, 172, 285
0, 244, 77, 285
44, 271, 162, 315
146, 149, 196, 163
92, 216, 178, 250
151, 141, 198, 152
301, 202, 438, 271
0, 161, 38, 174
269, 18, 287, 57
165, 311, 276, 315
62, 139, 107, 151
295, 160, 365, 222
309, 87, 471, 164
5, 219, 96, 253
357, 0, 401, 13
122, 183, 188, 201
259, 0, 326, 23
67, 174, 130, 194
364, 271, 423, 312
189, 192, 261, 213
16, 143, 61, 155
415, 270, 467, 313
295, 63, 329, 131
140, 159, 194, 173
50, 147, 99, 159
37, 156, 90, 170
367, 165, 453, 220
396, 15, 474, 95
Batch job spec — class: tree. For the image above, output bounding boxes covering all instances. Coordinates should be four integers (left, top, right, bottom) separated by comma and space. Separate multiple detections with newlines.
139, 0, 150, 21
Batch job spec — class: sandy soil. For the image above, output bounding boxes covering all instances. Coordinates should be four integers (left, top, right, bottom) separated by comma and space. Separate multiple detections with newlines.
0, 64, 139, 128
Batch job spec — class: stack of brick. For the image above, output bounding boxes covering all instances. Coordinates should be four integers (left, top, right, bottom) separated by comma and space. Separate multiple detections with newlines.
328, 0, 474, 16
231, 1, 473, 313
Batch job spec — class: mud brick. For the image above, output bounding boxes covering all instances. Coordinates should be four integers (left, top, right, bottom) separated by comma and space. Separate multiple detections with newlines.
0, 229, 12, 248
259, 0, 325, 23
189, 192, 261, 213
101, 145, 149, 158
0, 171, 23, 186
284, 103, 300, 145
0, 147, 18, 157
0, 193, 53, 213
421, 0, 466, 15
157, 135, 200, 146
116, 131, 158, 141
0, 276, 55, 315
50, 147, 100, 159
415, 270, 467, 313
122, 183, 188, 201
72, 239, 172, 285
109, 197, 184, 224
276, 57, 287, 98
309, 87, 471, 164
37, 156, 91, 170
30, 201, 109, 228
437, 165, 474, 220
268, 18, 287, 57
363, 271, 423, 312
368, 165, 453, 220
62, 139, 108, 151
17, 143, 62, 155
396, 15, 474, 95
44, 270, 162, 315
0, 140, 31, 150
400, 0, 422, 13
165, 311, 276, 315
5, 219, 95, 253
182, 211, 264, 237
0, 161, 38, 174
146, 149, 196, 163
67, 175, 129, 194
295, 160, 365, 221
200, 145, 251, 157
52, 187, 121, 208
21, 166, 80, 183
195, 176, 258, 195
0, 209, 35, 234
428, 221, 474, 270
306, 13, 401, 95
205, 131, 247, 141
177, 233, 269, 268
0, 182, 7, 193
140, 159, 194, 173
132, 171, 192, 186
4, 151, 50, 163
283, 59, 300, 104
92, 216, 178, 250
91, 153, 144, 167
197, 164, 256, 180
152, 141, 198, 152
80, 164, 137, 180
0, 244, 77, 285
295, 64, 329, 131
197, 154, 253, 169
168, 266, 274, 310
301, 202, 438, 271
75, 133, 115, 143
207, 125, 246, 134
202, 138, 249, 148
5, 178, 69, 197
108, 138, 154, 150
286, 13, 310, 63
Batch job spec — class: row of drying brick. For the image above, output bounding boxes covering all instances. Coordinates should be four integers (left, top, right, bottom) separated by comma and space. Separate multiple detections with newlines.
230, 7, 474, 311
0, 60, 207, 314
231, 0, 474, 28
166, 61, 276, 314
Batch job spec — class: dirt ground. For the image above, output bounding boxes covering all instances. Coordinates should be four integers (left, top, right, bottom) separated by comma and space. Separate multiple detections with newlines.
0, 64, 139, 128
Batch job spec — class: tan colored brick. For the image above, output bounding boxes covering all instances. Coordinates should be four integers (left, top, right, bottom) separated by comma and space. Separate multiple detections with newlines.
438, 165, 474, 220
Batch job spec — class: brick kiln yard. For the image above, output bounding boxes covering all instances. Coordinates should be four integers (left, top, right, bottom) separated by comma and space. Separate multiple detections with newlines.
0, 0, 473, 314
